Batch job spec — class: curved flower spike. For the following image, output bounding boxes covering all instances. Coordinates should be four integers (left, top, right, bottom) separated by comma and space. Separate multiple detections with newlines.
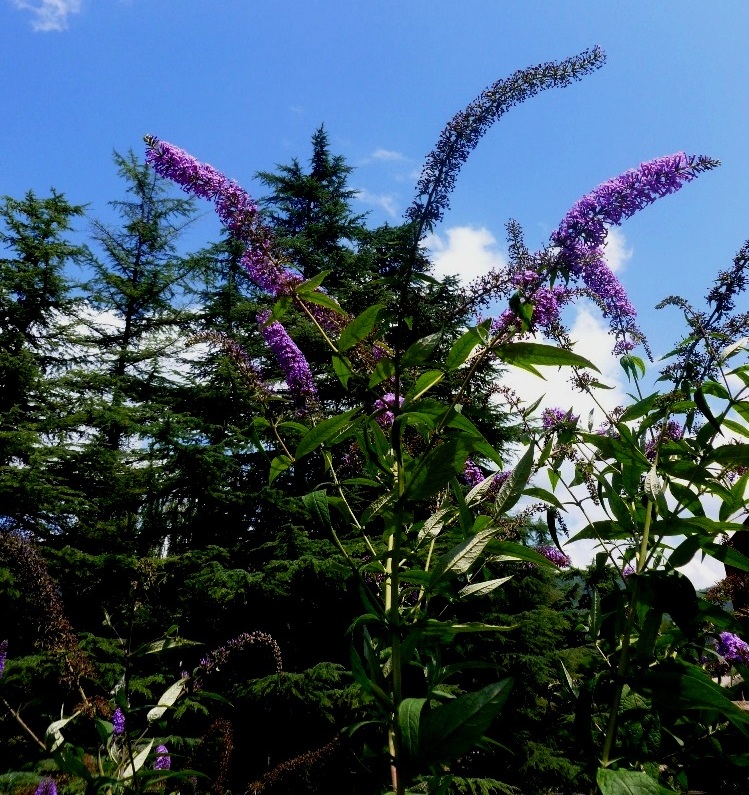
257, 311, 317, 410
406, 47, 606, 235
552, 152, 719, 352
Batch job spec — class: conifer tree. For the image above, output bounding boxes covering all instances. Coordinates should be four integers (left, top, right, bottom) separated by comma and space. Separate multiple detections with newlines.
0, 191, 85, 538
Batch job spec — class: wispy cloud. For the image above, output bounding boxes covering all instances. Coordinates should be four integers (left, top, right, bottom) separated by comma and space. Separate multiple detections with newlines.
370, 148, 406, 162
355, 188, 398, 217
11, 0, 82, 31
604, 227, 633, 273
425, 225, 507, 285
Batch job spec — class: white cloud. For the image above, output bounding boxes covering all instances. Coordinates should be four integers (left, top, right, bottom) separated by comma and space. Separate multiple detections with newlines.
425, 226, 507, 285
604, 227, 633, 273
370, 148, 406, 162
11, 0, 82, 31
355, 188, 398, 217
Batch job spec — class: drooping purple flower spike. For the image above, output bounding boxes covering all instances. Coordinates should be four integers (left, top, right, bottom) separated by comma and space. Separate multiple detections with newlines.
145, 136, 258, 240
552, 153, 719, 351
406, 47, 606, 233
0, 640, 7, 677
145, 136, 299, 296
258, 311, 317, 409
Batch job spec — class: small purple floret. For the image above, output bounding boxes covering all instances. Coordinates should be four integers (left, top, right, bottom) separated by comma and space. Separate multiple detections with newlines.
541, 407, 578, 429
154, 744, 171, 771
463, 459, 484, 488
373, 393, 404, 428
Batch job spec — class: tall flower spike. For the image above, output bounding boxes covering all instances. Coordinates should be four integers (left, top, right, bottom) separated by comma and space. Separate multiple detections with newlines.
552, 153, 719, 352
257, 311, 317, 409
144, 136, 299, 295
406, 47, 606, 235
0, 640, 7, 677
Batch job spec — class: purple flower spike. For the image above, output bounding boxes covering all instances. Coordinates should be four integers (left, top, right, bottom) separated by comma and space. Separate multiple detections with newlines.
154, 744, 171, 771
145, 137, 258, 240
716, 632, 749, 665
463, 459, 484, 488
541, 407, 578, 429
112, 707, 125, 736
536, 545, 571, 568
145, 136, 300, 296
257, 311, 317, 409
373, 392, 404, 428
34, 779, 57, 795
552, 153, 719, 349
0, 640, 7, 677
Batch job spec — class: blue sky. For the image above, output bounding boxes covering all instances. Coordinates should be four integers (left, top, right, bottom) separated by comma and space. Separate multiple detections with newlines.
3, 0, 748, 583
3, 1, 747, 332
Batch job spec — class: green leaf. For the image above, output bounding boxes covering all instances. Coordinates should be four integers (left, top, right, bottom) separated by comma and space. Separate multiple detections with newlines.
419, 679, 513, 763
126, 740, 155, 777
300, 290, 345, 314
368, 358, 396, 388
523, 486, 566, 511
332, 354, 354, 388
620, 354, 646, 381
294, 270, 330, 294
494, 444, 535, 514
596, 768, 665, 795
406, 369, 444, 401
266, 295, 292, 324
494, 342, 600, 372
458, 576, 512, 598
295, 408, 360, 459
339, 304, 385, 352
399, 698, 426, 761
402, 332, 443, 367
445, 327, 485, 371
422, 620, 516, 637
430, 524, 499, 583
147, 678, 186, 723
133, 637, 200, 656
643, 465, 662, 501
404, 438, 472, 501
269, 454, 292, 485
708, 443, 749, 466
45, 712, 79, 752
303, 490, 334, 533
694, 385, 723, 433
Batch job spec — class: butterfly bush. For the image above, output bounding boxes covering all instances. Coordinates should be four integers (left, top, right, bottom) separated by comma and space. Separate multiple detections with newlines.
552, 152, 719, 352
258, 311, 317, 408
406, 47, 606, 231
0, 639, 6, 677
536, 545, 571, 568
112, 706, 125, 736
153, 744, 171, 771
716, 632, 749, 665
145, 136, 299, 295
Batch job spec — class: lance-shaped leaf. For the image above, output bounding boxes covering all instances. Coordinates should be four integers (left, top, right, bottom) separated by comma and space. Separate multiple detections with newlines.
125, 740, 155, 777
430, 523, 499, 584
458, 576, 512, 599
419, 679, 513, 763
399, 697, 427, 762
402, 332, 442, 367
339, 304, 386, 352
45, 711, 79, 752
493, 342, 599, 372
295, 407, 360, 459
147, 678, 186, 723
445, 326, 487, 371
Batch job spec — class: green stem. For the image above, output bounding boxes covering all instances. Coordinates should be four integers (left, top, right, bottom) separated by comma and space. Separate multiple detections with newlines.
601, 499, 653, 766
